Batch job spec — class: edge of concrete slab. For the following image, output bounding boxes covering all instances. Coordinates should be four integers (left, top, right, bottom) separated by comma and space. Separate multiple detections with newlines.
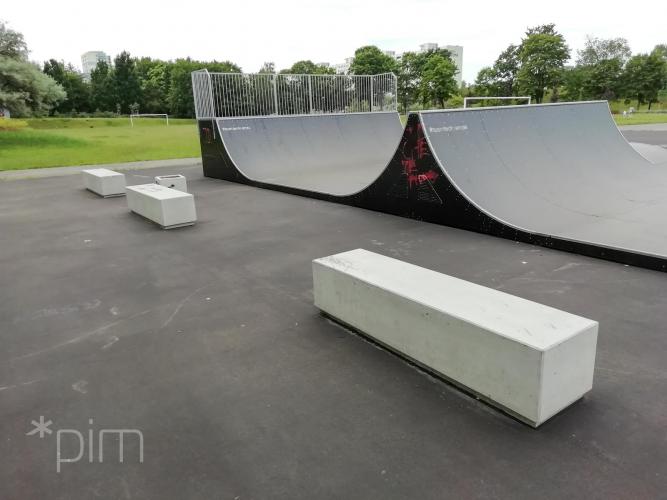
0, 157, 202, 181
618, 123, 667, 131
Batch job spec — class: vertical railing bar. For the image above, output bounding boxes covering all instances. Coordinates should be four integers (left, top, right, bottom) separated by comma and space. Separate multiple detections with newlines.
236, 74, 242, 116
216, 75, 222, 117
273, 74, 279, 115
243, 74, 248, 117
230, 74, 236, 116
230, 74, 236, 117
244, 75, 250, 116
238, 74, 244, 116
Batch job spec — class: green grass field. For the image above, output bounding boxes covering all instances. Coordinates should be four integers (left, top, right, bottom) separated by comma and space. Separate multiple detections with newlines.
1, 110, 666, 171
0, 117, 199, 171
613, 113, 667, 126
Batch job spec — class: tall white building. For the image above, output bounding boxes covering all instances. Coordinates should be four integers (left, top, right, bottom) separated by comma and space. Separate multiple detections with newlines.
81, 51, 111, 80
444, 45, 464, 86
419, 43, 439, 52
334, 57, 354, 75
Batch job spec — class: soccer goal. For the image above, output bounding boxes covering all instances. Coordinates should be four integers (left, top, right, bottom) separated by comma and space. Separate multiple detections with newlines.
130, 113, 169, 127
463, 96, 531, 108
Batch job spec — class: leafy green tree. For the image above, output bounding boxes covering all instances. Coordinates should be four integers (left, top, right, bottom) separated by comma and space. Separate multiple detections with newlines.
43, 59, 66, 82
517, 24, 570, 103
132, 57, 173, 113
653, 44, 667, 63
397, 48, 454, 110
472, 44, 520, 98
141, 62, 171, 113
473, 44, 521, 99
0, 23, 65, 116
473, 66, 496, 96
525, 23, 559, 36
569, 37, 631, 100
561, 65, 588, 101
583, 58, 625, 100
0, 21, 28, 60
281, 60, 334, 75
0, 57, 65, 116
258, 62, 275, 74
653, 45, 667, 94
349, 46, 397, 75
168, 59, 200, 118
90, 61, 116, 112
623, 52, 666, 109
577, 36, 631, 66
491, 44, 520, 96
113, 51, 141, 114
43, 59, 91, 113
418, 54, 458, 108
168, 59, 241, 117
397, 51, 420, 111
134, 57, 158, 81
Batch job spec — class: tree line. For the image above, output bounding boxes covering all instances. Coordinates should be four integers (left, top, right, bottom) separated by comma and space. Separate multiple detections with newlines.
473, 24, 666, 108
0, 20, 461, 117
43, 54, 240, 117
1, 20, 665, 118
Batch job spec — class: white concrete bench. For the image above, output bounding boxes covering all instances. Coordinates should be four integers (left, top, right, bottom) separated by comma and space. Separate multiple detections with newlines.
126, 184, 196, 229
313, 249, 598, 427
155, 174, 187, 192
82, 168, 125, 197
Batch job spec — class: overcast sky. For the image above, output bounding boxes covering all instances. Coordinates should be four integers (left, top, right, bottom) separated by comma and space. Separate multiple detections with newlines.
4, 0, 665, 82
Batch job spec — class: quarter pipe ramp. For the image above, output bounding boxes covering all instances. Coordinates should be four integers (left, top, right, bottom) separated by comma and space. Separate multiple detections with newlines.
198, 101, 667, 271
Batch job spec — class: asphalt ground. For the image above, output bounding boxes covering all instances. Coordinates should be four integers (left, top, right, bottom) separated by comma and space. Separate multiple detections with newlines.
1, 163, 666, 499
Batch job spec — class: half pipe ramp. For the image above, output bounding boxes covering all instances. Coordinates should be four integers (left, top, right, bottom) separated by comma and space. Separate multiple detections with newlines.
198, 101, 667, 271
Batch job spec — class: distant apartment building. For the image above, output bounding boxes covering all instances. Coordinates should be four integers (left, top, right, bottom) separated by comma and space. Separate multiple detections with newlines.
444, 45, 464, 86
334, 57, 354, 75
81, 51, 111, 80
419, 43, 439, 52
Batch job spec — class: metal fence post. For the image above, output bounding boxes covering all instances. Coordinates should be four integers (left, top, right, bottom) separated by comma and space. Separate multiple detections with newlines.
308, 75, 313, 114
370, 76, 374, 112
272, 74, 279, 115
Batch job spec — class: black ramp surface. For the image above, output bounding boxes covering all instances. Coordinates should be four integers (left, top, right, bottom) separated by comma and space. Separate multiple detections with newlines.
217, 112, 403, 195
421, 102, 667, 261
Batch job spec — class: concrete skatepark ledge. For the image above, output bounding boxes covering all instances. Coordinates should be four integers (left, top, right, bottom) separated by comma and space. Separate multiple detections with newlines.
197, 101, 667, 272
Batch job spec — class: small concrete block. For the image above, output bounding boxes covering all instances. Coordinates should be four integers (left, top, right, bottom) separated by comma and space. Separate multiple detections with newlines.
126, 183, 196, 229
155, 174, 188, 192
313, 249, 598, 427
82, 168, 126, 197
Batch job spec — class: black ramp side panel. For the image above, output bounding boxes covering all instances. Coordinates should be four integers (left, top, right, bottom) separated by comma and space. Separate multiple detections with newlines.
217, 112, 403, 196
420, 102, 667, 260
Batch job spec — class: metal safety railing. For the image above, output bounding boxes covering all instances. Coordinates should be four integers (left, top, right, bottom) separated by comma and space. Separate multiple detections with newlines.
192, 70, 397, 120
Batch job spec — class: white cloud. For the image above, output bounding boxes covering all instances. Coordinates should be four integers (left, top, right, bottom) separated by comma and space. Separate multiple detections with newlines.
4, 0, 665, 82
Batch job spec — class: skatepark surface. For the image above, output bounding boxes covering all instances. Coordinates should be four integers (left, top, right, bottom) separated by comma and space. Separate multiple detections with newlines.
1, 164, 666, 499
623, 123, 667, 163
